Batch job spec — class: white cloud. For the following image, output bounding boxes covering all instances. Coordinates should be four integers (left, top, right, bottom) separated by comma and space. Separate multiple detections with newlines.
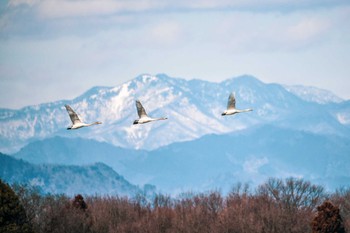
7, 0, 350, 19
150, 22, 184, 46
211, 6, 343, 54
1, 0, 350, 108
36, 0, 154, 18
8, 0, 40, 7
286, 18, 330, 44
243, 157, 269, 173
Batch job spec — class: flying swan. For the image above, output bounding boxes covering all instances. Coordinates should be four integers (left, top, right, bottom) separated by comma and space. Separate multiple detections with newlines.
65, 104, 102, 130
221, 93, 253, 116
133, 100, 167, 124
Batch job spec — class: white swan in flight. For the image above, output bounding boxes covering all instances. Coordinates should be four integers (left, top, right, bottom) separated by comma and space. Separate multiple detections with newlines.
65, 105, 102, 130
133, 100, 167, 125
221, 93, 253, 116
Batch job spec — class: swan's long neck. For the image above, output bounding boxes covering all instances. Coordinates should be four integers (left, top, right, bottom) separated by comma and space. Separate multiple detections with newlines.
87, 121, 102, 126
150, 117, 167, 122
238, 108, 253, 113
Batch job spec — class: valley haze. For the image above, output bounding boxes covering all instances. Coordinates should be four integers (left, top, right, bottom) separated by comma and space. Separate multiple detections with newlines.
0, 74, 350, 195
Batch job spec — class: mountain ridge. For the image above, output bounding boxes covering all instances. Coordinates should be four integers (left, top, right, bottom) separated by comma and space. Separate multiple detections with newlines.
284, 84, 344, 104
12, 126, 350, 194
0, 74, 349, 154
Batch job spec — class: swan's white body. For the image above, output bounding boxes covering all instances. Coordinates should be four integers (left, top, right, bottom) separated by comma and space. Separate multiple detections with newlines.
65, 105, 102, 130
133, 100, 167, 124
221, 93, 253, 116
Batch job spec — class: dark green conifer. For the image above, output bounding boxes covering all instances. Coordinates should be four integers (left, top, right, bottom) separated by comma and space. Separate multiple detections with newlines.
0, 179, 34, 233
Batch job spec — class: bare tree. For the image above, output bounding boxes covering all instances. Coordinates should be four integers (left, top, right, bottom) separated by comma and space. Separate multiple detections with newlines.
10, 178, 350, 233
257, 177, 325, 210
330, 187, 350, 231
256, 177, 326, 233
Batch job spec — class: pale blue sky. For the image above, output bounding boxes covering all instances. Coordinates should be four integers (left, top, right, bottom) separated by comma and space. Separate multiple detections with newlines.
1, 0, 350, 109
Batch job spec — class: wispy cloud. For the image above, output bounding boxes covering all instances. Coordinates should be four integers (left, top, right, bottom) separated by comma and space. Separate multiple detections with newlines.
212, 5, 349, 53
36, 0, 155, 18
286, 18, 331, 47
243, 157, 269, 173
8, 0, 39, 7
2, 0, 349, 39
1, 0, 350, 108
7, 0, 350, 18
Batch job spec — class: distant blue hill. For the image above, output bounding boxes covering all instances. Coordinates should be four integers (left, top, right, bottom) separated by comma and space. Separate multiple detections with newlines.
13, 136, 146, 171
140, 124, 350, 193
12, 125, 350, 194
0, 152, 154, 196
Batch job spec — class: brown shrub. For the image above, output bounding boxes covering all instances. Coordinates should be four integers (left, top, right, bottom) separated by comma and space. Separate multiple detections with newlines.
312, 201, 345, 233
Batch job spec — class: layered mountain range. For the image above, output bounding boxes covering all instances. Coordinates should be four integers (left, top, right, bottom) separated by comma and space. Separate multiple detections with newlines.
1, 74, 349, 154
1, 74, 350, 195
11, 127, 350, 194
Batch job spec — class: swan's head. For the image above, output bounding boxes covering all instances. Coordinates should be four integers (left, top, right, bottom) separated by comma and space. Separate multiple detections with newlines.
221, 112, 226, 116
95, 121, 102, 125
67, 126, 72, 130
133, 120, 139, 125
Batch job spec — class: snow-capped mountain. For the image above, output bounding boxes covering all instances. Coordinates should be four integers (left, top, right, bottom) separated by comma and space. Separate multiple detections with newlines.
0, 74, 349, 154
284, 85, 344, 104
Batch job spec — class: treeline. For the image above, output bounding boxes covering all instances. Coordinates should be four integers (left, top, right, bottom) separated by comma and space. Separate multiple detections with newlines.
1, 178, 349, 233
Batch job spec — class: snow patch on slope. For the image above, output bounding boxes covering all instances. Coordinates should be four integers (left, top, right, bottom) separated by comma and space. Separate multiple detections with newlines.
284, 85, 343, 104
1, 74, 349, 154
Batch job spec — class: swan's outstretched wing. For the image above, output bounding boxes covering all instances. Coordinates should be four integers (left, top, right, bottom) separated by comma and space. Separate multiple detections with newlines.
227, 93, 236, 110
135, 100, 148, 118
65, 105, 82, 124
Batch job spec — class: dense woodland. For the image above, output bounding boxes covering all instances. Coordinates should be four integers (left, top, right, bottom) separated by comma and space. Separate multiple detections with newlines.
1, 177, 349, 233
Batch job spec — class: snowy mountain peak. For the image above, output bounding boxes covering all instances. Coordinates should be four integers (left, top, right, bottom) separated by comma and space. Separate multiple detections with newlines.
284, 85, 343, 104
0, 74, 349, 154
130, 73, 175, 85
221, 75, 264, 87
133, 74, 159, 84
